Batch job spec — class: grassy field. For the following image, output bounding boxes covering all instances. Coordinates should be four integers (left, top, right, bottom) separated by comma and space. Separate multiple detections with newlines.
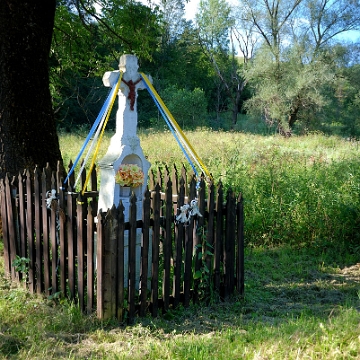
1, 130, 360, 359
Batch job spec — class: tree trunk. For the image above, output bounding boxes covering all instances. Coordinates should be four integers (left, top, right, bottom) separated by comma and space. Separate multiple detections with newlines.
288, 96, 301, 130
0, 0, 62, 178
278, 96, 302, 137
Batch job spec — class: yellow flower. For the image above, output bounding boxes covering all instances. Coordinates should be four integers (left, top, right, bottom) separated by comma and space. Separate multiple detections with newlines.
115, 164, 144, 187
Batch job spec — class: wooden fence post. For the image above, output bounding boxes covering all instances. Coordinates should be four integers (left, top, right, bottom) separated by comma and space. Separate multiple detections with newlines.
34, 167, 43, 294
128, 194, 137, 324
103, 206, 118, 320
236, 194, 244, 296
173, 176, 185, 308
193, 175, 206, 304
50, 173, 58, 295
214, 182, 223, 294
163, 178, 173, 311
5, 175, 18, 281
56, 164, 67, 298
224, 188, 236, 298
206, 179, 215, 299
96, 211, 104, 319
18, 171, 27, 262
26, 170, 35, 293
0, 178, 11, 276
41, 168, 50, 295
116, 202, 125, 321
59, 200, 67, 298
77, 194, 85, 311
67, 185, 76, 299
87, 203, 95, 315
151, 183, 161, 317
184, 176, 197, 307
140, 188, 151, 317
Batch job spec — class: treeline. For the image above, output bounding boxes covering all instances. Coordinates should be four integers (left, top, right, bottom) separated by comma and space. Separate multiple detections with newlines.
51, 0, 360, 137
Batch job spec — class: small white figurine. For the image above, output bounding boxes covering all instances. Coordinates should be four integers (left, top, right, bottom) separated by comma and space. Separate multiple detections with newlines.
175, 198, 202, 224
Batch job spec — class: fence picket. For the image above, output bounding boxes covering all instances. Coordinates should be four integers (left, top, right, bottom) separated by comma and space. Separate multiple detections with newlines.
206, 180, 215, 290
214, 182, 223, 294
77, 194, 85, 311
18, 172, 27, 261
102, 206, 117, 320
5, 175, 18, 281
67, 184, 75, 299
173, 177, 185, 307
2, 162, 244, 322
87, 204, 95, 314
42, 169, 51, 295
151, 184, 161, 317
96, 211, 104, 319
48, 173, 57, 295
237, 194, 245, 296
193, 176, 205, 303
163, 178, 173, 311
116, 202, 125, 321
128, 195, 137, 324
26, 170, 35, 293
224, 188, 236, 299
34, 167, 43, 294
140, 189, 151, 317
0, 178, 10, 275
59, 201, 67, 298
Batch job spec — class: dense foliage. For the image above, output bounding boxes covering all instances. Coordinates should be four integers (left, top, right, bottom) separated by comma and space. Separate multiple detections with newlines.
51, 0, 360, 136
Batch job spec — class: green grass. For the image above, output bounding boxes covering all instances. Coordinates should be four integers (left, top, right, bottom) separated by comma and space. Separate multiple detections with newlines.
1, 242, 360, 359
61, 129, 360, 251
1, 130, 360, 359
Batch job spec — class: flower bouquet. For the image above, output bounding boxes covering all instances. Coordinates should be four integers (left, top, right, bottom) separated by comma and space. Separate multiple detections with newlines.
115, 163, 144, 188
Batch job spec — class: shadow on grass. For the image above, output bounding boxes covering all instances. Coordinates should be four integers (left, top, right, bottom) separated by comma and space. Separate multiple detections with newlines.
1, 244, 360, 359
124, 246, 360, 335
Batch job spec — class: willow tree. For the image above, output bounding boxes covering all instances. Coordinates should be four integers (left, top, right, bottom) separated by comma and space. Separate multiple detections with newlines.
0, 0, 62, 178
243, 0, 360, 135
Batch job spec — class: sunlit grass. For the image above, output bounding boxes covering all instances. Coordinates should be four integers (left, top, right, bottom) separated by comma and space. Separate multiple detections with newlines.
1, 242, 360, 359
1, 130, 360, 359
60, 129, 360, 250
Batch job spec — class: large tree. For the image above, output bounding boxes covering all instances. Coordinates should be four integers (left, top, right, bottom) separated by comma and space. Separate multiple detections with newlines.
0, 0, 62, 178
196, 0, 248, 128
242, 0, 360, 135
51, 0, 162, 129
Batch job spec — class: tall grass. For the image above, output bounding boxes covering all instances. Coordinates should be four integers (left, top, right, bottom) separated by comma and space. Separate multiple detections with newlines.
1, 130, 358, 359
60, 129, 360, 253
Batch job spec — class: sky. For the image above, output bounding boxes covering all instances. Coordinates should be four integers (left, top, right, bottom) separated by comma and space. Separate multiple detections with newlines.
184, 0, 200, 20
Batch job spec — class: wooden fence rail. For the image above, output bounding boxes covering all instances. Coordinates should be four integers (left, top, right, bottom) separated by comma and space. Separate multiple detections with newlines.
0, 162, 244, 322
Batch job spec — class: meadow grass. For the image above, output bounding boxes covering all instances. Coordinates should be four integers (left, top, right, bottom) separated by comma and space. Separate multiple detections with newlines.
1, 242, 360, 359
1, 129, 360, 359
61, 129, 360, 251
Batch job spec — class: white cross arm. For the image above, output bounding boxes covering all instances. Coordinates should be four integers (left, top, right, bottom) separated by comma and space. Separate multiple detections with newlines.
103, 70, 120, 88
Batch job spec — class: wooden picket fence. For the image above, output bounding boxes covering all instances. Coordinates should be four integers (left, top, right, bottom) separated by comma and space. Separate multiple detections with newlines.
0, 162, 244, 323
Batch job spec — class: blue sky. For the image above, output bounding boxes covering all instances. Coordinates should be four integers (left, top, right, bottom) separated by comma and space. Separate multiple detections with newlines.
184, 0, 360, 43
